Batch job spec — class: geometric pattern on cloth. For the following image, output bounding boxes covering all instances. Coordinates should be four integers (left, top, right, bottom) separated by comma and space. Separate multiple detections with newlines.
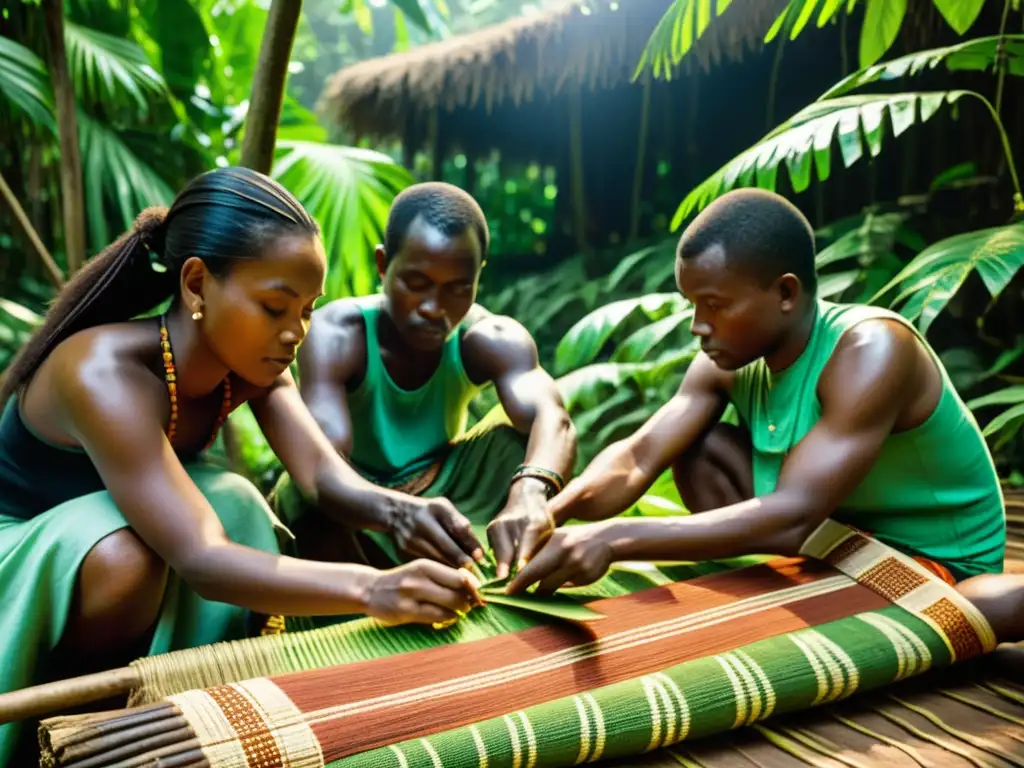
175, 560, 870, 766
329, 605, 951, 768
798, 519, 998, 659
36, 523, 998, 768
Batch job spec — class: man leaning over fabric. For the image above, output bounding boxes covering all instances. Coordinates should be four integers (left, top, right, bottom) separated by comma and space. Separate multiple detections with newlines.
506, 187, 1024, 646
272, 182, 576, 585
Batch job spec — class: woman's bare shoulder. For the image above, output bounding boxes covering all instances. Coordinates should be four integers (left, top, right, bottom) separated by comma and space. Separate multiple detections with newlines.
23, 321, 165, 439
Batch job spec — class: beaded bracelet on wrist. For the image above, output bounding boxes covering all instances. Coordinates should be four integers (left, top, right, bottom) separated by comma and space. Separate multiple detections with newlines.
510, 464, 565, 498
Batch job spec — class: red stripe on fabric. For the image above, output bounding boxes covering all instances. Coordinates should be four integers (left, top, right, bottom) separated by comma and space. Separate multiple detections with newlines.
270, 559, 887, 761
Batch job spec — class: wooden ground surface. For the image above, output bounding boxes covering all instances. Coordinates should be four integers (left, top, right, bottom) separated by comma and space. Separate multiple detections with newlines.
604, 645, 1024, 768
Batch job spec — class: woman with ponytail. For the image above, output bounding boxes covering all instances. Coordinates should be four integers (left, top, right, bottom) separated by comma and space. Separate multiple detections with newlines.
0, 167, 482, 761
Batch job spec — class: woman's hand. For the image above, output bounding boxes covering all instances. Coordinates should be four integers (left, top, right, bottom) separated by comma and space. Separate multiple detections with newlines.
363, 559, 484, 627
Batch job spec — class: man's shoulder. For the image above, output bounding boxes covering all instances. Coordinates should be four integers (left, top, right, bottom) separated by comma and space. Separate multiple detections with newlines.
459, 306, 539, 379
461, 306, 536, 350
311, 296, 380, 339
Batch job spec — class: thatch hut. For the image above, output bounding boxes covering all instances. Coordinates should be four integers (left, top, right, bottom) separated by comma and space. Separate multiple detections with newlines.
317, 0, 805, 254
318, 0, 1021, 258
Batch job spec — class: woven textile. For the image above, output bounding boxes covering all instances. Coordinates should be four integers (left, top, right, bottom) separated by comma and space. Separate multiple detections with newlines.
37, 521, 997, 768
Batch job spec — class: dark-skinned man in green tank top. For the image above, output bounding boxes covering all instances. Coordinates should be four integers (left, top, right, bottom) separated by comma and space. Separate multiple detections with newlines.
506, 188, 1024, 646
272, 182, 576, 590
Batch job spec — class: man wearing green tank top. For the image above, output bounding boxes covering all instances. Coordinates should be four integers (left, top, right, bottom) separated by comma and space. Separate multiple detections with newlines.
506, 188, 1024, 645
272, 182, 576, 586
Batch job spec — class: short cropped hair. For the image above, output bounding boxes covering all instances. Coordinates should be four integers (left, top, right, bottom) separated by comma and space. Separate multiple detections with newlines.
384, 182, 490, 264
677, 188, 817, 295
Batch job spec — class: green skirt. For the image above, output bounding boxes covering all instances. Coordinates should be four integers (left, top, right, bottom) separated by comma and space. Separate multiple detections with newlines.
0, 463, 286, 765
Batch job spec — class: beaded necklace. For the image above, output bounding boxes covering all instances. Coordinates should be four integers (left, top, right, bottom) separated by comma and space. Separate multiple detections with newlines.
158, 314, 232, 451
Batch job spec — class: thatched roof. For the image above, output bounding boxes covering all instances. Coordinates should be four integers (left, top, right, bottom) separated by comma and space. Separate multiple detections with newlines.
318, 0, 787, 141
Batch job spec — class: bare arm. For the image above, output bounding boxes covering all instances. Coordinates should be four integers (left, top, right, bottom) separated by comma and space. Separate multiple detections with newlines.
462, 316, 578, 575
508, 320, 920, 594
57, 359, 382, 617
547, 352, 731, 526
58, 349, 479, 624
295, 303, 362, 457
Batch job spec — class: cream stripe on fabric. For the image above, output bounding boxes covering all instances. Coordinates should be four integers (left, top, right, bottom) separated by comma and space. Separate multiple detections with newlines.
800, 519, 998, 657
234, 678, 324, 768
167, 690, 250, 768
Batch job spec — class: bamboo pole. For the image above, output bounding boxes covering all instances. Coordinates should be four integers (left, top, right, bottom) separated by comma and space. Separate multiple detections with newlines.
0, 666, 138, 725
0, 169, 65, 288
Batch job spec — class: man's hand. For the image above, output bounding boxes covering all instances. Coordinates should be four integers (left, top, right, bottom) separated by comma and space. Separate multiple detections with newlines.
389, 497, 486, 569
487, 480, 556, 580
363, 560, 484, 627
505, 522, 618, 595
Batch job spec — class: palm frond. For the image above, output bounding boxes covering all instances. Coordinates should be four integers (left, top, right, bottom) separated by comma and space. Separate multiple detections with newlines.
632, 0, 734, 82
65, 22, 167, 114
672, 91, 967, 229
873, 222, 1024, 335
78, 113, 176, 251
822, 35, 1024, 100
271, 141, 414, 300
764, 0, 857, 44
0, 36, 55, 131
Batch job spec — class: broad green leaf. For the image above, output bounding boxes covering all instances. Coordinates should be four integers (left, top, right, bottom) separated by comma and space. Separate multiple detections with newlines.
0, 35, 55, 130
65, 22, 166, 114
606, 243, 675, 293
815, 211, 917, 271
933, 0, 985, 35
479, 589, 606, 622
272, 141, 414, 300
875, 223, 1024, 335
817, 269, 860, 298
981, 403, 1024, 446
595, 406, 657, 448
966, 385, 1024, 410
611, 311, 694, 363
555, 293, 688, 374
633, 0, 733, 81
821, 36, 1024, 100
556, 356, 691, 414
78, 113, 176, 251
859, 0, 906, 69
672, 92, 965, 228
139, 0, 211, 100
571, 387, 639, 436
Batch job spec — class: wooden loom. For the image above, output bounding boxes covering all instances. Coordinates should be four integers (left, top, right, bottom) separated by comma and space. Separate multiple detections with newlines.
13, 519, 1021, 768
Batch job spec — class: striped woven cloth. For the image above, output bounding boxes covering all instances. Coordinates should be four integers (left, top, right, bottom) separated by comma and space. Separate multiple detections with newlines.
38, 521, 998, 768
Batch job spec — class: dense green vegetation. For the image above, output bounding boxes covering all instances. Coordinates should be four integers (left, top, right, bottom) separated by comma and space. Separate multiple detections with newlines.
2, 0, 1022, 509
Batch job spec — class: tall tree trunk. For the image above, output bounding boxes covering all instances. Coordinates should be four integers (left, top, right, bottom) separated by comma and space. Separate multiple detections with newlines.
240, 0, 303, 174
42, 0, 86, 275
229, 0, 303, 476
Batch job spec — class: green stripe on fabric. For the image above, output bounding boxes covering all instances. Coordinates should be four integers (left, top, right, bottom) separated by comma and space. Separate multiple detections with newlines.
329, 605, 949, 768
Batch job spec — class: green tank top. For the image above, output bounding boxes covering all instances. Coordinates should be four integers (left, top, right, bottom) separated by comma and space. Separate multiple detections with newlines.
346, 298, 483, 483
729, 299, 1006, 580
